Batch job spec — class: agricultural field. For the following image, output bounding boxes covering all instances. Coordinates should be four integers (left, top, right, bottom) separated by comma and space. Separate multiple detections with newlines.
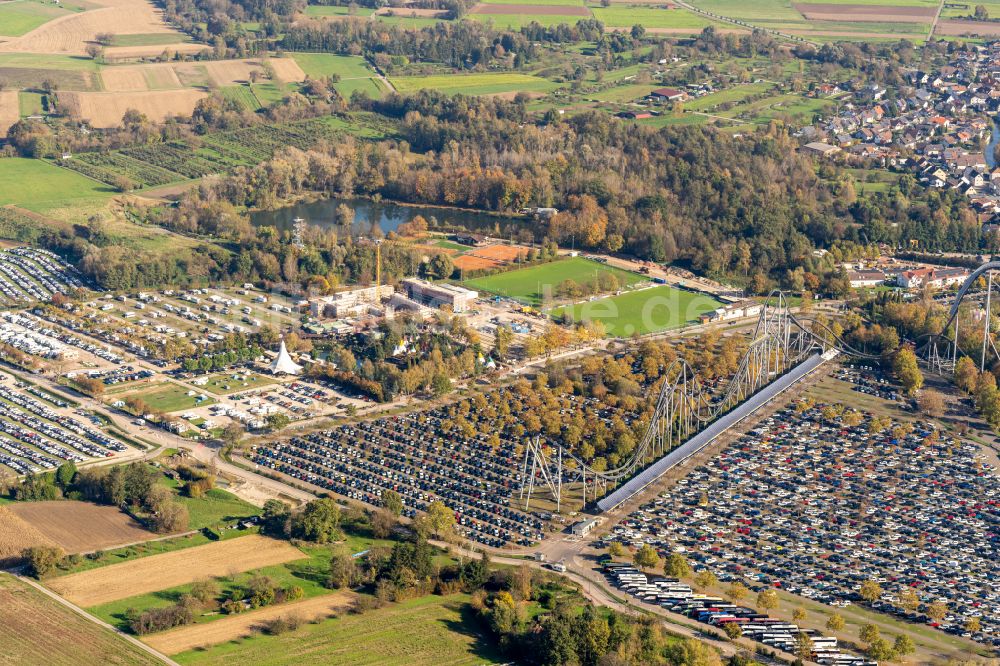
291, 52, 386, 98
550, 284, 723, 336
145, 592, 357, 655
464, 257, 643, 306
219, 84, 263, 111
0, 0, 70, 38
592, 5, 716, 30
0, 158, 113, 213
0, 90, 18, 135
0, 574, 162, 666
7, 501, 153, 554
47, 535, 307, 606
469, 0, 595, 28
172, 593, 504, 666
0, 0, 191, 56
391, 72, 560, 96
17, 89, 45, 115
0, 505, 56, 567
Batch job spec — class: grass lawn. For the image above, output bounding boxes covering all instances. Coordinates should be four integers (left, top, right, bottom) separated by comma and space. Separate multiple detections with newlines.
373, 14, 450, 27
335, 77, 386, 99
121, 382, 216, 413
683, 82, 775, 112
110, 33, 194, 47
470, 12, 593, 28
291, 53, 372, 79
431, 239, 470, 252
197, 371, 275, 395
391, 72, 559, 96
18, 90, 45, 116
250, 82, 287, 106
172, 594, 504, 666
219, 84, 262, 111
0, 0, 68, 37
592, 6, 714, 28
303, 4, 363, 16
0, 158, 114, 212
174, 487, 261, 530
464, 257, 643, 306
550, 285, 722, 336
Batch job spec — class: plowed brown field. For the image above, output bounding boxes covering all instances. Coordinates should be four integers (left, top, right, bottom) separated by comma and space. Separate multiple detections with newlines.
0, 574, 162, 666
9, 501, 152, 553
48, 535, 306, 606
0, 506, 55, 567
144, 591, 356, 654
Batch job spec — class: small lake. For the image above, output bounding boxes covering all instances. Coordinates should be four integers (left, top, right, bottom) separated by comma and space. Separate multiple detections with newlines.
250, 197, 522, 237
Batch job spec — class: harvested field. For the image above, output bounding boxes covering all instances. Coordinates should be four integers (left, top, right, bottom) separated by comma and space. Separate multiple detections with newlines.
793, 2, 934, 21
58, 89, 207, 127
453, 254, 501, 272
144, 591, 357, 655
470, 2, 590, 14
100, 67, 150, 92
0, 0, 183, 55
48, 535, 306, 607
0, 506, 56, 568
0, 89, 18, 135
103, 42, 207, 61
9, 501, 153, 553
469, 243, 530, 263
202, 58, 305, 87
0, 574, 162, 666
935, 19, 1000, 34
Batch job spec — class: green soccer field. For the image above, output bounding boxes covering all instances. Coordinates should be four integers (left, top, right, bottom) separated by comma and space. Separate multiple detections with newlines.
464, 257, 643, 306
550, 285, 722, 337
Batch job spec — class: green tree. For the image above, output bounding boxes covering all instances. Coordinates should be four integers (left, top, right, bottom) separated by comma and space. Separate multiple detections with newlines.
633, 543, 659, 570
756, 588, 778, 612
894, 634, 915, 656
381, 489, 403, 516
859, 623, 880, 645
55, 462, 77, 488
23, 545, 65, 578
664, 553, 692, 579
424, 500, 455, 539
893, 347, 923, 395
293, 498, 341, 543
859, 579, 883, 603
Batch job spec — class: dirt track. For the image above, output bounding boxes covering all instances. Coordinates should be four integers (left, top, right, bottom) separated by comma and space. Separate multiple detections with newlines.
144, 591, 356, 654
47, 535, 306, 607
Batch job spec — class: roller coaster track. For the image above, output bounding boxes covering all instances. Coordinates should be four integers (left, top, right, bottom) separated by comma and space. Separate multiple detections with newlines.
519, 291, 881, 512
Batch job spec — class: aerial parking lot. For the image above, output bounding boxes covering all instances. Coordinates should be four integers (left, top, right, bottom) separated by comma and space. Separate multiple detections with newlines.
607, 368, 1000, 655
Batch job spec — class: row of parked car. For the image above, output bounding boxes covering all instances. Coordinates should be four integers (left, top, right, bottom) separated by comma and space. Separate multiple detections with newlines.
603, 563, 874, 665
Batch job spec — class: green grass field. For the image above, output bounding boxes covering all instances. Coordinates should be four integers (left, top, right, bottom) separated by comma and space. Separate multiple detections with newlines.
464, 257, 643, 306
251, 82, 287, 105
391, 72, 559, 96
291, 53, 373, 79
335, 76, 386, 99
0, 0, 68, 37
121, 382, 216, 413
18, 91, 45, 116
219, 85, 263, 111
470, 12, 592, 28
198, 372, 274, 395
550, 285, 722, 336
0, 158, 114, 212
109, 33, 194, 47
304, 4, 363, 16
592, 6, 714, 28
173, 594, 503, 666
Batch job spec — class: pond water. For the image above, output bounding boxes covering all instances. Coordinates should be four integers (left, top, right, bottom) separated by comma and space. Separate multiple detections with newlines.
250, 197, 521, 238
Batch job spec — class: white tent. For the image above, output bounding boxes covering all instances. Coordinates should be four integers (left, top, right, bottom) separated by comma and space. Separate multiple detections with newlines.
270, 338, 303, 376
